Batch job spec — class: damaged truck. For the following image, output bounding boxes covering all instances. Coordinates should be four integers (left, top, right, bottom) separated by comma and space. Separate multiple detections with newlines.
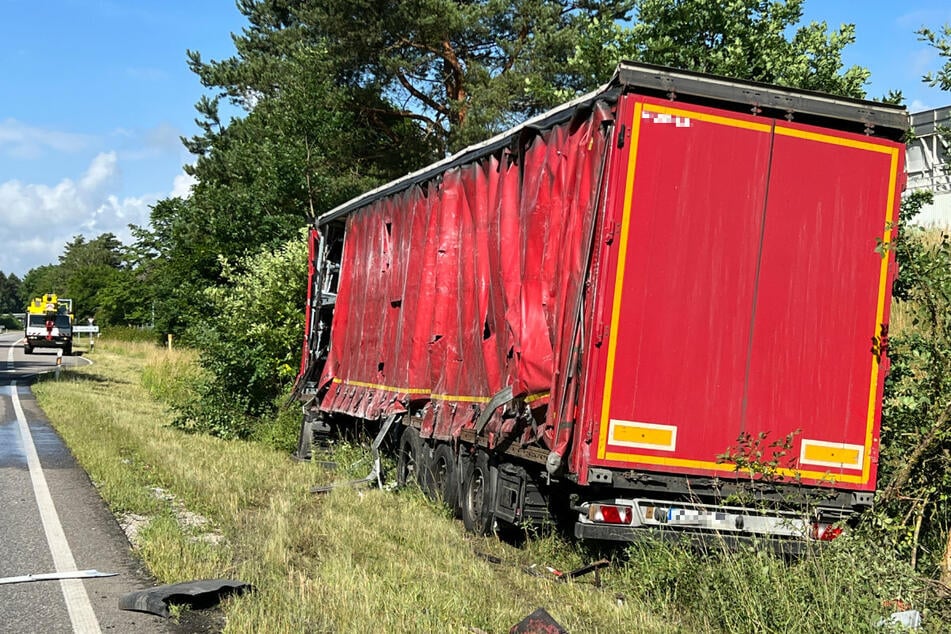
294, 62, 907, 549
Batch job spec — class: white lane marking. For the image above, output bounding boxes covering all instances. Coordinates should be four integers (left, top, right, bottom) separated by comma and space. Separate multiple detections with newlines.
6, 343, 102, 633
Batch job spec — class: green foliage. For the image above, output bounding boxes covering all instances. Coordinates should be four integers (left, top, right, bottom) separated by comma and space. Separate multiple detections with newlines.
102, 326, 158, 343
0, 272, 22, 312
877, 194, 951, 573
142, 0, 875, 344
919, 24, 951, 91
872, 24, 951, 577
249, 390, 306, 452
17, 233, 150, 327
618, 535, 938, 633
292, 0, 636, 151
19, 264, 66, 302
0, 314, 21, 330
622, 0, 869, 97
717, 429, 801, 483
173, 233, 309, 438
140, 5, 424, 337
129, 199, 214, 338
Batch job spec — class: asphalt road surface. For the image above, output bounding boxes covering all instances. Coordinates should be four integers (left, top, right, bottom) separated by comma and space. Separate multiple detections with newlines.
0, 332, 180, 633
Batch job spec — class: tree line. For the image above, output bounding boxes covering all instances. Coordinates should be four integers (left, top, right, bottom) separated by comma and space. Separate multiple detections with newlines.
4, 0, 951, 576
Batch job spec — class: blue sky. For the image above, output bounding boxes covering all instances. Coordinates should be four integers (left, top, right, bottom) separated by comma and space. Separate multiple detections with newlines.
0, 1, 950, 276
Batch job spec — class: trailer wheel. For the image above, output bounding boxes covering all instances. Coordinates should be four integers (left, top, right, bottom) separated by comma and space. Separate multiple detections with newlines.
396, 426, 425, 488
462, 450, 496, 535
424, 443, 459, 511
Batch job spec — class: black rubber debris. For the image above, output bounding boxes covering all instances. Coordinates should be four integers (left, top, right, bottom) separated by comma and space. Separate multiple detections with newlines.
118, 579, 253, 618
560, 559, 610, 584
476, 552, 503, 564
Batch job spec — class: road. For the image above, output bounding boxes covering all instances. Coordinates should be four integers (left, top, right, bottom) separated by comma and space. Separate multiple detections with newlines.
0, 332, 176, 633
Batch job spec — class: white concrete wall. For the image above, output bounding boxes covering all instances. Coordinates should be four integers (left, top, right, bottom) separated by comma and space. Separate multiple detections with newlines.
907, 107, 951, 226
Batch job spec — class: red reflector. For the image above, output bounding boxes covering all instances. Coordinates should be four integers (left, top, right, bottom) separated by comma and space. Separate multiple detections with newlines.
811, 523, 843, 541
589, 504, 633, 525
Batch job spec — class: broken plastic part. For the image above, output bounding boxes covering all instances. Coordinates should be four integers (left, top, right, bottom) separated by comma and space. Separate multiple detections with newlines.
118, 579, 253, 618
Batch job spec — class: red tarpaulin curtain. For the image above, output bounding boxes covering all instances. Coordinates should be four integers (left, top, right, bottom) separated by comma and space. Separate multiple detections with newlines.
319, 103, 612, 450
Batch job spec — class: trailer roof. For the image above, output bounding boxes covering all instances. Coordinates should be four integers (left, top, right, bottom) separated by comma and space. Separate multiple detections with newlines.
318, 61, 908, 226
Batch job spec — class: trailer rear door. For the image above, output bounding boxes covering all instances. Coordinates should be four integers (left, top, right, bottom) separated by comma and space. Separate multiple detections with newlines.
582, 94, 902, 490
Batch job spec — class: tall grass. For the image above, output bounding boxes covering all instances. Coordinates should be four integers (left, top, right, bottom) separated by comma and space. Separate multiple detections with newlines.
102, 325, 160, 343
32, 340, 947, 633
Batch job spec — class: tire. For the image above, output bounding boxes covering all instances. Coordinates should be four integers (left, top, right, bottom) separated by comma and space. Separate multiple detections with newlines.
423, 443, 459, 511
63, 344, 72, 356
396, 426, 425, 488
23, 345, 32, 355
461, 450, 497, 535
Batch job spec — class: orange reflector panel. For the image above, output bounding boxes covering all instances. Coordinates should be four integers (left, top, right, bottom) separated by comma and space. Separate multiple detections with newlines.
799, 440, 863, 469
608, 419, 677, 451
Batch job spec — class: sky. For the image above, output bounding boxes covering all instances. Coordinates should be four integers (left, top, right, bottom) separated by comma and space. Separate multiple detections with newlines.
1, 1, 950, 277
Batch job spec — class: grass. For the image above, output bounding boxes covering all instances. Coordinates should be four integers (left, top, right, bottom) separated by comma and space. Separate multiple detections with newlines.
31, 339, 949, 633
33, 340, 674, 632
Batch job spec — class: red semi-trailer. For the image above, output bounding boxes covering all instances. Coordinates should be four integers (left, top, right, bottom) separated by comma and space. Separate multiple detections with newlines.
295, 62, 907, 548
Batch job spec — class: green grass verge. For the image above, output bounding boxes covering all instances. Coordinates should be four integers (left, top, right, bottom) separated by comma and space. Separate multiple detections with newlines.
31, 340, 949, 633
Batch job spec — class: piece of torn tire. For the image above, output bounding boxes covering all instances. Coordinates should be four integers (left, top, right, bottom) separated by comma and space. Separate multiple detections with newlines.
118, 579, 253, 618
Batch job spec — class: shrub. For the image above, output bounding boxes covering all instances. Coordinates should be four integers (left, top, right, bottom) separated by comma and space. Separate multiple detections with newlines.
0, 313, 21, 330
176, 231, 308, 438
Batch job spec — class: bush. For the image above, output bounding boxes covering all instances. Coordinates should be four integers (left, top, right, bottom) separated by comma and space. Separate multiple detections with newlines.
874, 192, 951, 577
175, 232, 308, 438
0, 313, 21, 330
102, 325, 157, 343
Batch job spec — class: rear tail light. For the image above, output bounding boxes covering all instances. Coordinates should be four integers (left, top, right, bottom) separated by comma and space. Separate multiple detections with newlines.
588, 503, 634, 525
811, 523, 843, 541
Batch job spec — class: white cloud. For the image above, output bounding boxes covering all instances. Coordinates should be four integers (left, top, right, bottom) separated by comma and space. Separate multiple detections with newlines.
79, 152, 120, 193
0, 118, 93, 159
0, 152, 169, 275
170, 172, 196, 199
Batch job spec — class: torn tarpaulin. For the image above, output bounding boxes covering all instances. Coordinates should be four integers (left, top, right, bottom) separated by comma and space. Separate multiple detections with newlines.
118, 579, 253, 618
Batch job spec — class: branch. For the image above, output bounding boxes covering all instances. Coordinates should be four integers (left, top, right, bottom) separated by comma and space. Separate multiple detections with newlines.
361, 105, 440, 130
440, 39, 468, 124
501, 23, 530, 75
395, 69, 449, 117
881, 404, 951, 500
361, 106, 445, 144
